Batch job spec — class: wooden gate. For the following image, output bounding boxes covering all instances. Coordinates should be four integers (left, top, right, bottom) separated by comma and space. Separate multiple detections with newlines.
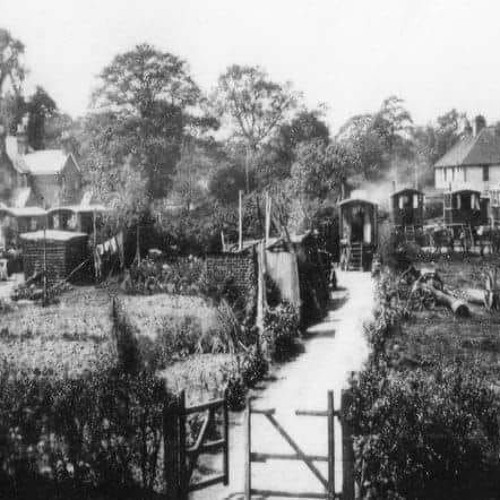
245, 390, 355, 500
164, 389, 229, 500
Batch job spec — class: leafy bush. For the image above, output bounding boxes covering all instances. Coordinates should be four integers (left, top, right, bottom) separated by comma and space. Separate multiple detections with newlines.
347, 267, 500, 499
263, 302, 301, 361
239, 345, 269, 388
348, 366, 500, 500
124, 257, 205, 296
0, 368, 172, 499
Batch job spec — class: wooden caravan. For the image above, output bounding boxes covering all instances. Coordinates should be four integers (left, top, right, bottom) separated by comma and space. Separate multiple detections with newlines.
47, 205, 108, 234
338, 197, 378, 271
390, 188, 424, 227
443, 189, 488, 226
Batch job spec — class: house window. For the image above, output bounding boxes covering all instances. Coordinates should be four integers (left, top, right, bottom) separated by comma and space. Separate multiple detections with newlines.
483, 165, 490, 181
444, 168, 448, 182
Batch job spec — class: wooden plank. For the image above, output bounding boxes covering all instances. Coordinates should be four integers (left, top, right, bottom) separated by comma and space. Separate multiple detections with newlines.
251, 488, 329, 498
187, 438, 225, 455
188, 474, 226, 492
251, 408, 276, 416
266, 413, 328, 489
251, 452, 328, 463
184, 398, 224, 414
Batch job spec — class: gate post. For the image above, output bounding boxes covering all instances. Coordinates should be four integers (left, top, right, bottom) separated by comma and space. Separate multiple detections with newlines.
245, 396, 252, 500
341, 389, 356, 500
327, 390, 335, 500
164, 391, 182, 500
178, 390, 188, 500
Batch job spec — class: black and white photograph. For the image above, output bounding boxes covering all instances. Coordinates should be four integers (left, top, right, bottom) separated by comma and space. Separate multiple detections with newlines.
1, 1, 500, 499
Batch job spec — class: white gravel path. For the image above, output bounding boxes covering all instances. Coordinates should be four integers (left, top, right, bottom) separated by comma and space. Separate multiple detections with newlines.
192, 271, 374, 500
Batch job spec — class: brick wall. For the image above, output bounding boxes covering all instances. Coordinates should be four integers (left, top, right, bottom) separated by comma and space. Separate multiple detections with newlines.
205, 251, 257, 297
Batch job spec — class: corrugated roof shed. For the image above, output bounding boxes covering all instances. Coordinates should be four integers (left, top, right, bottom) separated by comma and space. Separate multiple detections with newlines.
434, 127, 500, 167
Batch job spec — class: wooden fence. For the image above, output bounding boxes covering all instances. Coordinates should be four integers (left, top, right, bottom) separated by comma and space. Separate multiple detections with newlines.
164, 389, 229, 500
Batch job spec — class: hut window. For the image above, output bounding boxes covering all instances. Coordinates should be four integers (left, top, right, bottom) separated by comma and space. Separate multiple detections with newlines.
444, 169, 448, 181
399, 196, 404, 209
456, 195, 461, 209
30, 219, 37, 231
413, 194, 418, 208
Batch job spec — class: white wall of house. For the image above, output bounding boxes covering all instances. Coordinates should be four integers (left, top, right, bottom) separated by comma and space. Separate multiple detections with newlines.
435, 164, 500, 194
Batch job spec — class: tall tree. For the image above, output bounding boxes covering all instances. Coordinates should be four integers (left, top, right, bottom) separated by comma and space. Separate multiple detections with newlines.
0, 29, 25, 98
90, 44, 204, 200
26, 86, 57, 150
212, 65, 300, 191
0, 29, 25, 131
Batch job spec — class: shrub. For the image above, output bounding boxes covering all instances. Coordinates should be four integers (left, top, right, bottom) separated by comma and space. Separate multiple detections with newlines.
348, 366, 500, 500
239, 345, 269, 388
0, 368, 171, 499
263, 302, 301, 361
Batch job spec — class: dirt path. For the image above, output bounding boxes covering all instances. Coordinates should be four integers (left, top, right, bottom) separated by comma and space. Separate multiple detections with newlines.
192, 271, 374, 500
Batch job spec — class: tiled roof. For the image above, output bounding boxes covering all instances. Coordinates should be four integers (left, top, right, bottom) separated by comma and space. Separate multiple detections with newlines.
434, 127, 500, 167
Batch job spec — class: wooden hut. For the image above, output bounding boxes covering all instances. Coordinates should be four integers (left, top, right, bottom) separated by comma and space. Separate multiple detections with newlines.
338, 197, 378, 271
20, 230, 89, 284
47, 204, 108, 234
443, 189, 488, 226
0, 206, 47, 247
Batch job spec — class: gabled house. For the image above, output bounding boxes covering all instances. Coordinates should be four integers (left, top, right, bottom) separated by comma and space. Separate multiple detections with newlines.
434, 116, 500, 195
0, 123, 82, 209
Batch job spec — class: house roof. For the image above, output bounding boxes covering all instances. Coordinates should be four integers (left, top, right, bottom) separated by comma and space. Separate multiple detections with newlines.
10, 187, 32, 208
434, 127, 500, 168
20, 230, 87, 242
18, 150, 70, 176
338, 197, 378, 208
390, 188, 423, 198
47, 204, 109, 215
0, 206, 47, 217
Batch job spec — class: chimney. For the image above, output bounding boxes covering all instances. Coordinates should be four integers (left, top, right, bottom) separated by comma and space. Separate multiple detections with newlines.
16, 116, 29, 155
392, 180, 397, 192
474, 115, 486, 136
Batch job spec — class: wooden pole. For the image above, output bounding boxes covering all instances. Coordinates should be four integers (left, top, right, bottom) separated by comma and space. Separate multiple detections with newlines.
245, 397, 252, 500
164, 394, 181, 500
327, 390, 335, 500
265, 192, 271, 246
239, 190, 243, 252
341, 389, 356, 500
178, 390, 187, 500
223, 387, 230, 486
42, 197, 47, 307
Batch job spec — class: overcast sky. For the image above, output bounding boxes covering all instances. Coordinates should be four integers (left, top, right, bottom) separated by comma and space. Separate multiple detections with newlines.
3, 0, 500, 133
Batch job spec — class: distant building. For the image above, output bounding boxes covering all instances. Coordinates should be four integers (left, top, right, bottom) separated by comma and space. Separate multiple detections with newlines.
434, 115, 500, 195
0, 122, 82, 209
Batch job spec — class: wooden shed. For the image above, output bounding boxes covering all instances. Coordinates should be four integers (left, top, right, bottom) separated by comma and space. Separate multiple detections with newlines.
20, 230, 89, 284
390, 188, 424, 227
443, 189, 488, 226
